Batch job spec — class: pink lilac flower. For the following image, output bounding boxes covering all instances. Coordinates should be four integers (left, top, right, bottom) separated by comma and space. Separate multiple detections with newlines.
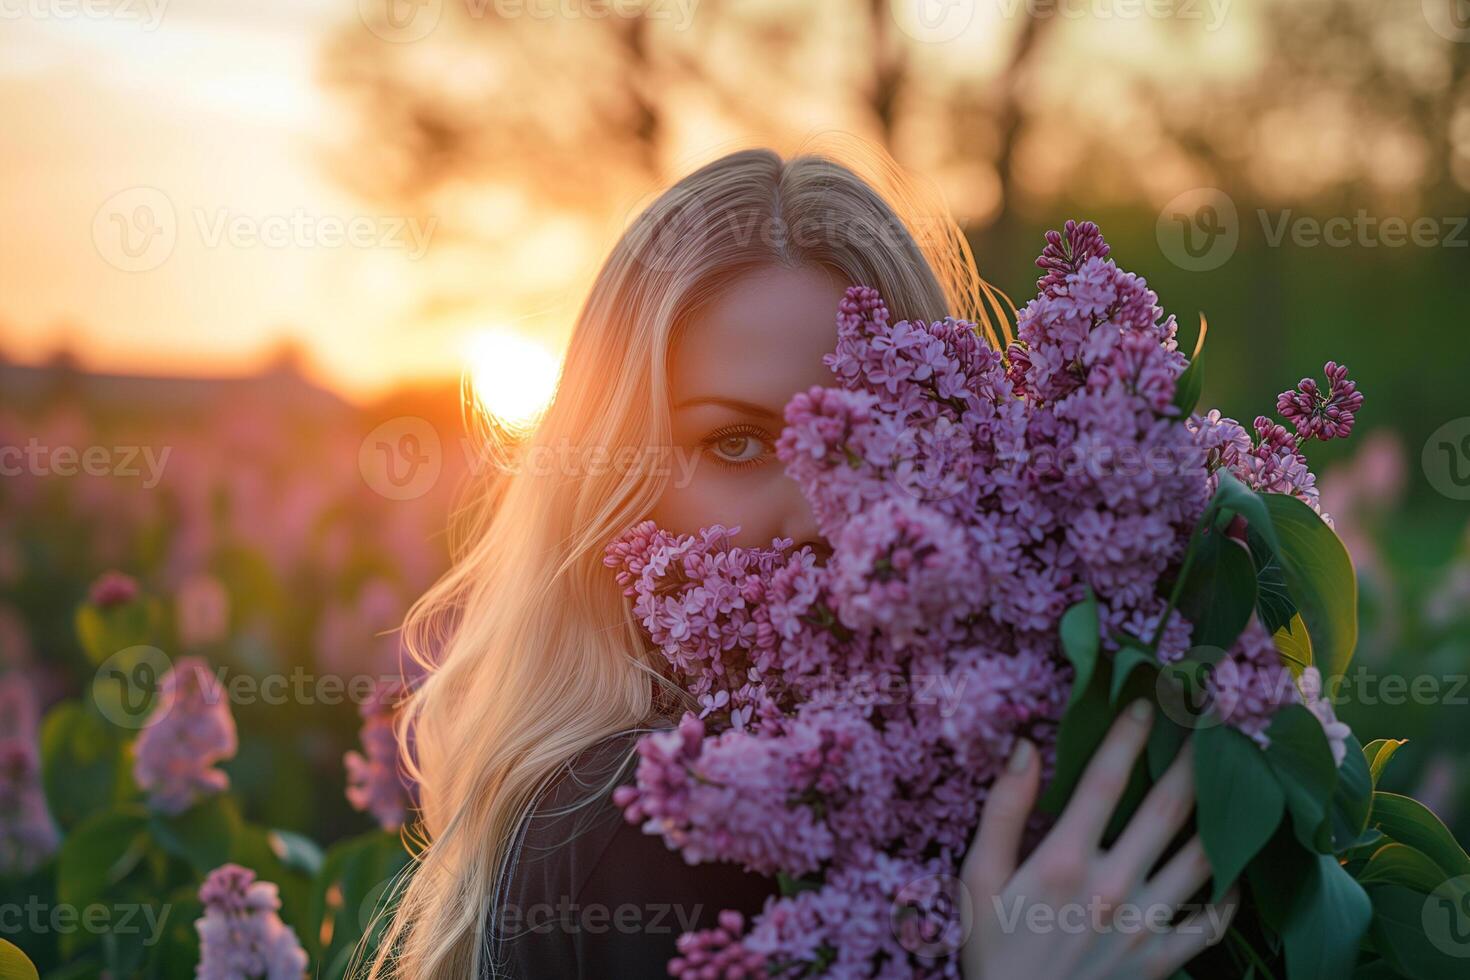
195, 864, 308, 980
1298, 666, 1352, 767
602, 222, 1359, 977
134, 656, 238, 815
89, 569, 140, 608
1190, 362, 1364, 526
0, 672, 60, 875
1277, 361, 1363, 442
344, 679, 418, 831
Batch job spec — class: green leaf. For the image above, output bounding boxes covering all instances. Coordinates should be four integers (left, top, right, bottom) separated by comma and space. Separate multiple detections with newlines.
1247, 827, 1309, 930
1099, 665, 1157, 843
1039, 658, 1113, 815
149, 794, 241, 875
1340, 828, 1387, 862
1261, 493, 1358, 681
1281, 852, 1373, 980
1060, 590, 1100, 708
1264, 704, 1339, 853
778, 872, 823, 896
146, 887, 205, 980
1360, 843, 1462, 894
1176, 529, 1258, 650
0, 939, 40, 980
1331, 732, 1373, 852
1351, 958, 1405, 980
1147, 713, 1190, 780
1173, 319, 1206, 417
269, 829, 325, 878
1367, 882, 1470, 978
1251, 529, 1298, 635
1271, 614, 1313, 678
1211, 470, 1280, 556
39, 701, 130, 830
1110, 647, 1157, 703
311, 831, 413, 971
1363, 739, 1408, 790
1369, 793, 1470, 879
1195, 724, 1285, 901
75, 597, 161, 666
321, 943, 356, 980
55, 808, 156, 960
56, 809, 150, 911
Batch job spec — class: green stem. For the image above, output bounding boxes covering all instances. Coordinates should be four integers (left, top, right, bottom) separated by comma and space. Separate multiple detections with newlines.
1149, 507, 1213, 652
1225, 924, 1278, 980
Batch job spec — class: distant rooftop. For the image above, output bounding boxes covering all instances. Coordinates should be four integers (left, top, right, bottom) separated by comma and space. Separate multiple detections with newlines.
0, 350, 352, 420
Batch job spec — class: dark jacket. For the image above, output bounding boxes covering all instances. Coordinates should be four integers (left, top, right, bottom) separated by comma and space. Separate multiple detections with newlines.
485, 729, 776, 978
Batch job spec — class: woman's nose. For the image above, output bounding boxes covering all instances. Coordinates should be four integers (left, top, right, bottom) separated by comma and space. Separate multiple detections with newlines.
778, 477, 829, 559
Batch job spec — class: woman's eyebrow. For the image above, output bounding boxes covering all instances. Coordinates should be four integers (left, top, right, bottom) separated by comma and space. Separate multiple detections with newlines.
671, 395, 779, 417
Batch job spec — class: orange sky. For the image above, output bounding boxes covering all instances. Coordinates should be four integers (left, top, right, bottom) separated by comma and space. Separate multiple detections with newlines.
0, 0, 1261, 402
0, 0, 502, 399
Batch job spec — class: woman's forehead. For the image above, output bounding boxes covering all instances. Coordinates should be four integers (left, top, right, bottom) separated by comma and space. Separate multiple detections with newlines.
671, 266, 847, 408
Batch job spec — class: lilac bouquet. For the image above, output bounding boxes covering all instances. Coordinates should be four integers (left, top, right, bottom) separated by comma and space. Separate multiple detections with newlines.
606, 224, 1465, 978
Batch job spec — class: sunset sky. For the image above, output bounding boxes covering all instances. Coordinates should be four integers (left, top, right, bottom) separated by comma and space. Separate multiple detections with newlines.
0, 0, 1266, 402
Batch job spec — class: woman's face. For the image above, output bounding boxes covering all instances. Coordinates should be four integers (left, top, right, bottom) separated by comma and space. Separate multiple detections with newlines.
651, 263, 845, 555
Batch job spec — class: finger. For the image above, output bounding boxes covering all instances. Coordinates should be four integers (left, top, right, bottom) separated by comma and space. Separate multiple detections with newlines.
1138, 834, 1212, 911
1148, 884, 1239, 977
1054, 699, 1154, 847
1100, 740, 1195, 883
963, 737, 1040, 893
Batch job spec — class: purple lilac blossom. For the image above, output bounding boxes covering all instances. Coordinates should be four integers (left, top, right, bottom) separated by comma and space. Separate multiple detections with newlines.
344, 679, 418, 831
0, 671, 60, 875
89, 569, 140, 608
602, 221, 1361, 977
195, 863, 308, 980
133, 656, 238, 815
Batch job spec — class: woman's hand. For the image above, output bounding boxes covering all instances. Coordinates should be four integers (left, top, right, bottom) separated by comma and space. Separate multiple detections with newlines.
959, 700, 1238, 980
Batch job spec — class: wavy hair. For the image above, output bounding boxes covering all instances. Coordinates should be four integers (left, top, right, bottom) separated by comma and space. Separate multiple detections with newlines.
368, 136, 1010, 978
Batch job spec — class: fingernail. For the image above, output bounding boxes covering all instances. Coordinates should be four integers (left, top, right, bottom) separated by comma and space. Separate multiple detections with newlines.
1008, 738, 1034, 773
1129, 699, 1153, 722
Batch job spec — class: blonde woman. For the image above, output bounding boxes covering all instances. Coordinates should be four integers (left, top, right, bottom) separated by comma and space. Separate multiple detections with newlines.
374, 143, 1237, 978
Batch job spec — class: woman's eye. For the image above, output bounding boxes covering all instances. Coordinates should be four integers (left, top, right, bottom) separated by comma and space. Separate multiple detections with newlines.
702, 428, 772, 466
713, 435, 762, 461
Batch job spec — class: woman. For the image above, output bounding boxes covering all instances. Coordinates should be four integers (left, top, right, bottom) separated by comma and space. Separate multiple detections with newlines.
372, 142, 1237, 978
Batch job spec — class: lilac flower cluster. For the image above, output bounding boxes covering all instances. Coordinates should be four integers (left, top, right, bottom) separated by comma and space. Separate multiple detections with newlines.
195, 863, 308, 980
133, 656, 238, 815
1191, 360, 1361, 521
0, 672, 60, 875
605, 221, 1360, 977
343, 679, 418, 831
88, 569, 140, 608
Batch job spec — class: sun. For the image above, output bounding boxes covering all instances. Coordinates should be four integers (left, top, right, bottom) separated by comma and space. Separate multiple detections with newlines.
463, 329, 562, 428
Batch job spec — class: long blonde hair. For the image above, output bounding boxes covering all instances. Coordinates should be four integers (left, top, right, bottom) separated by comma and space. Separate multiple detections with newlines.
370, 138, 1010, 978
